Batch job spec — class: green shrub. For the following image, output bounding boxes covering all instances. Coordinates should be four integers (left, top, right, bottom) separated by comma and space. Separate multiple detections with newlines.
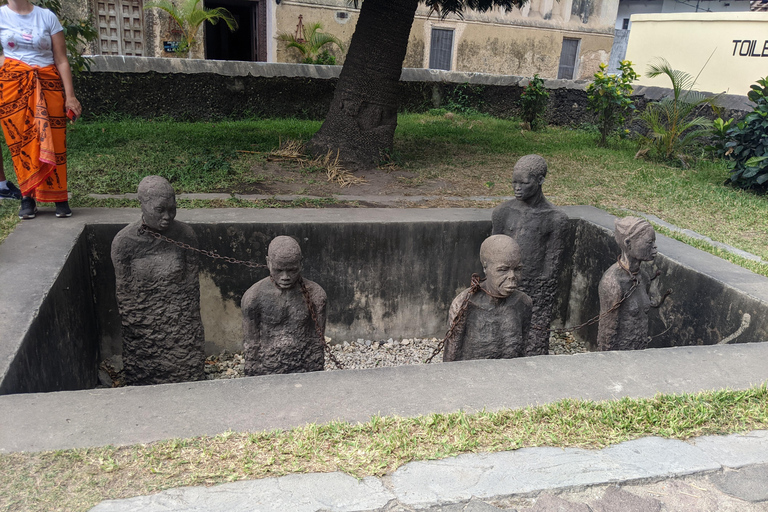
520, 75, 549, 130
722, 76, 768, 190
311, 50, 337, 65
637, 59, 718, 166
586, 61, 638, 146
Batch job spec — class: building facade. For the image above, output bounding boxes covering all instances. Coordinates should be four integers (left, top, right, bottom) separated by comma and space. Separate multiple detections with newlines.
75, 0, 620, 80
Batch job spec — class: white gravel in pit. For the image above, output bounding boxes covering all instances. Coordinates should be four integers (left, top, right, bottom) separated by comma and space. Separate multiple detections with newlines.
204, 331, 588, 380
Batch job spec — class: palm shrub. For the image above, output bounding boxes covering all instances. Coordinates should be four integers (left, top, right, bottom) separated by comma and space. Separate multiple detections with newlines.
278, 22, 344, 65
637, 59, 719, 166
586, 61, 638, 146
520, 74, 549, 130
721, 77, 768, 191
144, 0, 237, 57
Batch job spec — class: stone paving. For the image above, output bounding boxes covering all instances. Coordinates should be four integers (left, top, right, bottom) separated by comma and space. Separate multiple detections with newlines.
90, 431, 768, 511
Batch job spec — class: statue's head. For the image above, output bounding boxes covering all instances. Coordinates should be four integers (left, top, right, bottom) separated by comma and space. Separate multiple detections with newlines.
512, 154, 547, 202
614, 217, 657, 262
267, 236, 303, 289
479, 234, 522, 298
138, 175, 176, 232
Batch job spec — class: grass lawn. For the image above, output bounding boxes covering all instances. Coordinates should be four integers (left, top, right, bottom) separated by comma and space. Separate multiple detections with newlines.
1, 114, 767, 511
2, 112, 766, 274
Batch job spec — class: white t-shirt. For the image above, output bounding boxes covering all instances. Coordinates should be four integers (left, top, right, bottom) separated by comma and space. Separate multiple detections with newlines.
0, 5, 63, 67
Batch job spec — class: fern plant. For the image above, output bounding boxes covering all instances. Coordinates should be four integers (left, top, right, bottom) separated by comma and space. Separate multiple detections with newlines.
144, 0, 237, 57
637, 59, 719, 166
278, 22, 344, 64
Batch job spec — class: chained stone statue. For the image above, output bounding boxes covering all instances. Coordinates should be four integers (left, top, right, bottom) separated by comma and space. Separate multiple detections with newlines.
241, 236, 327, 376
597, 217, 658, 351
491, 154, 568, 356
111, 175, 205, 385
443, 235, 533, 362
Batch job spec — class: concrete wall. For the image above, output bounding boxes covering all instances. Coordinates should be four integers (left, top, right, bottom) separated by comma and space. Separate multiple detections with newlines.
0, 228, 100, 396
625, 12, 768, 95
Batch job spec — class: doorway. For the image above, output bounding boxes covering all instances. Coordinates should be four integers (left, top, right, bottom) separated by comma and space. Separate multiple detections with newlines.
204, 0, 266, 61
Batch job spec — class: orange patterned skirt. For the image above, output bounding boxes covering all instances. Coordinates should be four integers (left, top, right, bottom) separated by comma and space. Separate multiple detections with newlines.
0, 58, 68, 202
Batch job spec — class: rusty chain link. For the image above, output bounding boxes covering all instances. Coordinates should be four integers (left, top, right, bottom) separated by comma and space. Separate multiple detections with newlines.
299, 277, 344, 369
425, 273, 484, 363
138, 223, 342, 368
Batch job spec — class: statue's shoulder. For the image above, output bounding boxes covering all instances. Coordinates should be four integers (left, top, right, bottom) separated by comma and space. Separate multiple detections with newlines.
506, 289, 532, 310
242, 277, 273, 307
111, 221, 143, 252
493, 199, 519, 217
302, 279, 327, 303
169, 220, 197, 243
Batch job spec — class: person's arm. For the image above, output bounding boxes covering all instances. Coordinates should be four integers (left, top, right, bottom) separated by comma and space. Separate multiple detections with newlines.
596, 273, 620, 351
51, 31, 81, 117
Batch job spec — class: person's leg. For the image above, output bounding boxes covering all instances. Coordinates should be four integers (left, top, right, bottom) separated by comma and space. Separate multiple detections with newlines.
0, 147, 21, 200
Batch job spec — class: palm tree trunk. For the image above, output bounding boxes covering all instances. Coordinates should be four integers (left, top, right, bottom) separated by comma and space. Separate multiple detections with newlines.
308, 0, 420, 169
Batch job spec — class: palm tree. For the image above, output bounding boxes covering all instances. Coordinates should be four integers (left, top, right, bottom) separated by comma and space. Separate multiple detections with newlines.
278, 20, 344, 64
308, 0, 528, 169
638, 58, 719, 164
144, 0, 238, 57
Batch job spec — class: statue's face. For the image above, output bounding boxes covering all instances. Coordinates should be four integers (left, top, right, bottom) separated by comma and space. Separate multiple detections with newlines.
483, 253, 522, 298
267, 255, 302, 289
511, 168, 542, 202
627, 230, 657, 262
141, 194, 176, 231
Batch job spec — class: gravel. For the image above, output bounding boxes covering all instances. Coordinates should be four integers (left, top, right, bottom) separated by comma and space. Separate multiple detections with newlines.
202, 332, 589, 380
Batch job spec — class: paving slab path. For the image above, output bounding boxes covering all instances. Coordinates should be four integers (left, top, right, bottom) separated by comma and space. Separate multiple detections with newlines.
90, 431, 768, 511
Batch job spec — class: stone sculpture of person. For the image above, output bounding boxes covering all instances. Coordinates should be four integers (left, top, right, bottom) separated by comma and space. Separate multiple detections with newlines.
597, 217, 658, 351
241, 236, 327, 376
443, 234, 532, 362
491, 154, 568, 356
111, 175, 205, 385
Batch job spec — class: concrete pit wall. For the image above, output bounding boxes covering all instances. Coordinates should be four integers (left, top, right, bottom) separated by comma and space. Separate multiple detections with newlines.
2, 207, 768, 395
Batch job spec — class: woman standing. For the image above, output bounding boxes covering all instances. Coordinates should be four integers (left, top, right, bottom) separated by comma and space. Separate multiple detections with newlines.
0, 0, 81, 219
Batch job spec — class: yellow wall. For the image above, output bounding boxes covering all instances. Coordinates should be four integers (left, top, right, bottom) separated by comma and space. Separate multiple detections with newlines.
625, 13, 768, 95
275, 0, 617, 78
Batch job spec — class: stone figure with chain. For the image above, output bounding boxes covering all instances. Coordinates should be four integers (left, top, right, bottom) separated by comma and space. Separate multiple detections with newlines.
443, 235, 532, 362
241, 236, 329, 375
111, 176, 205, 385
492, 155, 569, 356
597, 217, 659, 351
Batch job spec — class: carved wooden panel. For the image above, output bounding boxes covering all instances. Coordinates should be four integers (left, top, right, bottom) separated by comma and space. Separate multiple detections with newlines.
96, 0, 144, 56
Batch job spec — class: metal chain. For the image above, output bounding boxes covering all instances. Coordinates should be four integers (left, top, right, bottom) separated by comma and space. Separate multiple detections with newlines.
531, 257, 641, 334
139, 223, 342, 368
138, 223, 268, 269
425, 273, 484, 363
299, 278, 344, 369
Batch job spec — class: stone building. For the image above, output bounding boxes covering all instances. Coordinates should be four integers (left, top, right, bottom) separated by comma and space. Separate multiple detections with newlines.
75, 0, 620, 79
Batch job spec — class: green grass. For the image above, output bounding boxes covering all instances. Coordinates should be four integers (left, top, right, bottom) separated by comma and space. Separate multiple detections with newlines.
1, 385, 766, 512
0, 112, 766, 267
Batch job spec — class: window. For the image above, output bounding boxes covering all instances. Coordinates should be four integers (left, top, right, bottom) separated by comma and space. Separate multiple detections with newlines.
622, 18, 630, 30
557, 38, 580, 79
96, 0, 144, 55
429, 28, 453, 71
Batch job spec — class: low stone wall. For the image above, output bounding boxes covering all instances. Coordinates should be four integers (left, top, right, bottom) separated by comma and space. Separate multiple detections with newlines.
74, 56, 753, 124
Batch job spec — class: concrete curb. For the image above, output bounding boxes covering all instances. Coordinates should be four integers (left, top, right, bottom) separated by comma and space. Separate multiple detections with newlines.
89, 431, 768, 511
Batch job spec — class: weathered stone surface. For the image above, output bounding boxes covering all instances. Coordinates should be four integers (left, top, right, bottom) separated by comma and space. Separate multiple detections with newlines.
597, 217, 658, 351
709, 464, 768, 503
492, 155, 568, 356
111, 176, 205, 385
443, 235, 532, 362
693, 430, 768, 467
89, 472, 393, 512
241, 236, 326, 376
528, 494, 590, 512
589, 486, 661, 512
